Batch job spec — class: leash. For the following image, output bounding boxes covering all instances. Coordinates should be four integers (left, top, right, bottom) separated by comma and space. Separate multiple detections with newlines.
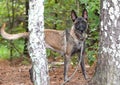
61, 41, 84, 85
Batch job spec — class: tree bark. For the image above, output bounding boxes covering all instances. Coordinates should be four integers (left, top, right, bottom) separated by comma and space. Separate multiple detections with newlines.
28, 0, 49, 85
89, 0, 120, 85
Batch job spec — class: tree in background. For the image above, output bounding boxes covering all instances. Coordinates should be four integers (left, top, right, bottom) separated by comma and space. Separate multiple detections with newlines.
89, 0, 120, 84
28, 0, 49, 84
23, 0, 29, 55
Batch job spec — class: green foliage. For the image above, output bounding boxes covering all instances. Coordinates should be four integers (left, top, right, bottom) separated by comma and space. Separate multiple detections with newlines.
0, 39, 25, 59
11, 39, 25, 57
0, 0, 26, 59
0, 45, 10, 59
87, 49, 96, 66
84, 0, 100, 65
44, 0, 77, 30
46, 49, 59, 58
71, 56, 78, 66
0, 0, 25, 23
0, 1, 8, 22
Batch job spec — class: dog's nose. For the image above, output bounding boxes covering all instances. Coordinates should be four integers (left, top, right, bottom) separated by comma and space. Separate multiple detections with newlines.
81, 30, 84, 33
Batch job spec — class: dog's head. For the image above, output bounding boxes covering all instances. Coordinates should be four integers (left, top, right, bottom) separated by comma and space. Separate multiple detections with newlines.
71, 9, 88, 39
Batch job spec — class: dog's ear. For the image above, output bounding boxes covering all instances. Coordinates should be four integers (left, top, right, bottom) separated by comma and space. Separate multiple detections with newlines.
82, 9, 88, 20
71, 10, 78, 22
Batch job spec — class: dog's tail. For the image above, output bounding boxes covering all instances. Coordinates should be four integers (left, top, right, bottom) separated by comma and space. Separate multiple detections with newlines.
0, 23, 29, 40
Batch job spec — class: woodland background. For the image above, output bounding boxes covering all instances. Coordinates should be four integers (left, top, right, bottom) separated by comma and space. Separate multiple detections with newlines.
0, 0, 100, 65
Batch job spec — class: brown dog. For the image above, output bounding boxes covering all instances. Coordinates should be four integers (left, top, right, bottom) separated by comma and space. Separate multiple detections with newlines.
1, 9, 88, 81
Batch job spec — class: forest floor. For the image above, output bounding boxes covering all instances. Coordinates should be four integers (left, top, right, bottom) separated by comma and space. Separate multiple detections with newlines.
0, 57, 96, 85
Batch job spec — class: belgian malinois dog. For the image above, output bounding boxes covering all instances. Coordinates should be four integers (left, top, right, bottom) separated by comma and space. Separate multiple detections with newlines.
0, 9, 88, 82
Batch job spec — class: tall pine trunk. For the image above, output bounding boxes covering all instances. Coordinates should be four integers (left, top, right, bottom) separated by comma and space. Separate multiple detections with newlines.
89, 0, 120, 85
28, 0, 49, 85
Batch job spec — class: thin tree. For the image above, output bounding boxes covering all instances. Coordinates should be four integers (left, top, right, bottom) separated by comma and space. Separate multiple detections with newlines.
28, 0, 49, 85
23, 0, 29, 55
89, 0, 120, 85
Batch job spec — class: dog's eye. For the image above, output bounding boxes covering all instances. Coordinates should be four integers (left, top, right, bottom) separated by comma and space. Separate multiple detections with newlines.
75, 21, 80, 25
81, 21, 86, 24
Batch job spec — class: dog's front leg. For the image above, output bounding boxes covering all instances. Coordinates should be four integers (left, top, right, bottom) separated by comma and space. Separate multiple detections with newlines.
78, 51, 88, 80
79, 42, 88, 79
80, 56, 88, 79
64, 55, 70, 81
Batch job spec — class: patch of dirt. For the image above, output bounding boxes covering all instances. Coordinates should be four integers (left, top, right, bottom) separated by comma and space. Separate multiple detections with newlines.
0, 59, 32, 85
0, 57, 96, 85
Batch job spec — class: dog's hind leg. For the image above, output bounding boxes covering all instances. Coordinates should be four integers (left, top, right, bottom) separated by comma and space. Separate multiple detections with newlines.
29, 66, 33, 82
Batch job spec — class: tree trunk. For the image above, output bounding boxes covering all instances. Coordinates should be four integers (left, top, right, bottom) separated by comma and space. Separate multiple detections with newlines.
89, 0, 120, 85
28, 0, 49, 85
23, 0, 29, 55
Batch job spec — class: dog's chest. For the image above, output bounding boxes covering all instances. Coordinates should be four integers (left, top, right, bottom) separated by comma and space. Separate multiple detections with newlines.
65, 31, 82, 56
